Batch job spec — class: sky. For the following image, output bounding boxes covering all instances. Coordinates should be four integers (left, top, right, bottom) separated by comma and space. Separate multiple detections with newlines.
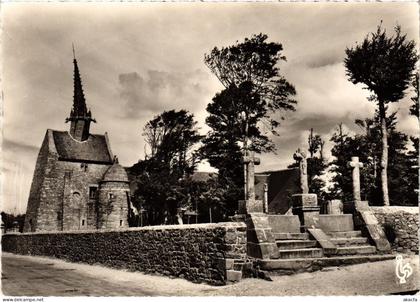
1, 2, 419, 214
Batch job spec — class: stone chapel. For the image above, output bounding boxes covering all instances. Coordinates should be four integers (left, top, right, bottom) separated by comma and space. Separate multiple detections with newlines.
23, 53, 130, 232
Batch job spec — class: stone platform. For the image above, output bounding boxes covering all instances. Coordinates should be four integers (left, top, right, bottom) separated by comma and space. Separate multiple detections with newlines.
259, 211, 392, 276
256, 254, 395, 275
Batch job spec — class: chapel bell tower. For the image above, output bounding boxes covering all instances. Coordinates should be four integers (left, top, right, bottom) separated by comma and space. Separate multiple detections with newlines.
65, 46, 96, 141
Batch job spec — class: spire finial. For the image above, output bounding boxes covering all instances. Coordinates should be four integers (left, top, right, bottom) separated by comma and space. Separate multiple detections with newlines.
72, 43, 76, 60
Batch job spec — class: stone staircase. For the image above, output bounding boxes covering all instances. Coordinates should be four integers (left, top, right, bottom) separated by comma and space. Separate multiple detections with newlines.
256, 215, 394, 275
327, 230, 377, 255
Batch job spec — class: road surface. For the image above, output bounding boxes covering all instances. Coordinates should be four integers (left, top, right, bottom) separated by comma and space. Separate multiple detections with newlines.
2, 252, 419, 296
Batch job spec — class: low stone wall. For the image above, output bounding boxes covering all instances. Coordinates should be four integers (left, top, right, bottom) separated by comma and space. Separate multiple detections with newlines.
371, 207, 419, 254
2, 222, 247, 285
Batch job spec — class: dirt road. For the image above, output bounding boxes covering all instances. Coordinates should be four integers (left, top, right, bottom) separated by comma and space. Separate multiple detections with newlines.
2, 253, 418, 296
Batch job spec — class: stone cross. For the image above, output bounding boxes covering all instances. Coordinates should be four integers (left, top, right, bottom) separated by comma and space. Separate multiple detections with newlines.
242, 150, 260, 201
348, 156, 363, 201
293, 149, 309, 194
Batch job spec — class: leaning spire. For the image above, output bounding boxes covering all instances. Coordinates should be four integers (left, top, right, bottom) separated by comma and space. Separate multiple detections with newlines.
71, 45, 89, 118
66, 45, 96, 141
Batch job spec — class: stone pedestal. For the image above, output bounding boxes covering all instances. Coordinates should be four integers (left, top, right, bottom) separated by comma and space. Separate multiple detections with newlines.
238, 199, 264, 214
292, 193, 320, 229
327, 199, 343, 214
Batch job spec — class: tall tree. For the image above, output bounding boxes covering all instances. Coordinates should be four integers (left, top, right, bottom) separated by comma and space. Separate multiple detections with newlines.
205, 33, 297, 149
143, 109, 202, 177
329, 112, 418, 206
410, 73, 419, 119
202, 34, 297, 217
344, 24, 418, 206
130, 110, 202, 225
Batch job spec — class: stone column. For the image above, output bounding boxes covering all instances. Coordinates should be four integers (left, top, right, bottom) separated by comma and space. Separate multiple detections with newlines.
238, 151, 263, 214
293, 149, 309, 194
292, 149, 320, 229
263, 183, 269, 214
348, 156, 363, 202
346, 156, 390, 251
236, 149, 279, 259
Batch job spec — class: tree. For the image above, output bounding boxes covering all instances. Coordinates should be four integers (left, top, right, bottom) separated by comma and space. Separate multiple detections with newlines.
202, 34, 297, 217
204, 33, 297, 148
1, 212, 25, 233
345, 24, 418, 206
306, 129, 327, 199
410, 74, 419, 119
143, 109, 202, 177
288, 128, 327, 199
328, 112, 418, 206
129, 110, 202, 225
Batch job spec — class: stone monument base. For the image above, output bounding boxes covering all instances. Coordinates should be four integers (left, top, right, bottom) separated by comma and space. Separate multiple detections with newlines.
327, 199, 343, 214
292, 193, 320, 229
238, 199, 264, 214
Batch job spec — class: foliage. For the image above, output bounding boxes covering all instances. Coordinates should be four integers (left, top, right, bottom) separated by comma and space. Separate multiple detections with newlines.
1, 212, 25, 233
410, 74, 419, 119
328, 113, 418, 206
345, 24, 418, 104
130, 110, 202, 225
288, 129, 327, 199
202, 34, 297, 218
143, 109, 202, 176
344, 23, 418, 205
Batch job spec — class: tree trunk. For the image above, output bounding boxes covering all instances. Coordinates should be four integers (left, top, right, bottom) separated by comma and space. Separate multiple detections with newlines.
379, 101, 390, 206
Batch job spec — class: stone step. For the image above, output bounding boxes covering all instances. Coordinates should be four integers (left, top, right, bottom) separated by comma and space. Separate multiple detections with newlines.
278, 248, 323, 259
330, 237, 369, 246
335, 245, 376, 255
327, 231, 363, 238
274, 233, 309, 240
257, 254, 395, 274
276, 240, 318, 250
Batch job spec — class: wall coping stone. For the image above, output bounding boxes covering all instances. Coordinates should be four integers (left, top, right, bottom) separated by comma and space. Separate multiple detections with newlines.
371, 206, 419, 215
3, 222, 247, 236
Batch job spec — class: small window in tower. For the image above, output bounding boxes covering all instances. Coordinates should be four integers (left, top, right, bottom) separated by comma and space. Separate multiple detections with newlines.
82, 219, 85, 226
120, 220, 122, 227
109, 193, 115, 200
89, 186, 98, 199
80, 163, 88, 172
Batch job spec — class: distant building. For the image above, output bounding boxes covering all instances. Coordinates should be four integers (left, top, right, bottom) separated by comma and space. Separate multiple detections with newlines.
256, 168, 300, 214
23, 54, 130, 232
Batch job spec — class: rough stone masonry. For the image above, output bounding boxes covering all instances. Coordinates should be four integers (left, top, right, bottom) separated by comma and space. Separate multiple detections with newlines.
372, 206, 419, 254
24, 55, 130, 232
2, 222, 247, 285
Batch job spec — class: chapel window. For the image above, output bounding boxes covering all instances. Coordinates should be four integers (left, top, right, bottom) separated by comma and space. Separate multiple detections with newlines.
89, 186, 98, 199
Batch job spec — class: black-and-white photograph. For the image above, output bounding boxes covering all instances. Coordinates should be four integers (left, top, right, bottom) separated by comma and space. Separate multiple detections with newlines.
1, 1, 419, 298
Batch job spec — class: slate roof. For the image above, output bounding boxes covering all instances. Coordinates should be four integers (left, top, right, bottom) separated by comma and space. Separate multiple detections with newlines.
52, 130, 113, 164
102, 163, 129, 182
